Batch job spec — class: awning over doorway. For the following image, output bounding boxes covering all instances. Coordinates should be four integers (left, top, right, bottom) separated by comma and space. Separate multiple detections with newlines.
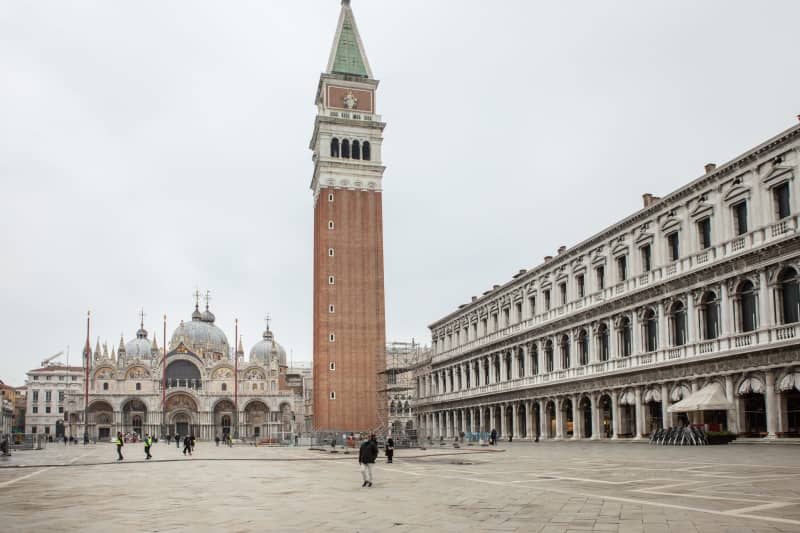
667, 382, 731, 413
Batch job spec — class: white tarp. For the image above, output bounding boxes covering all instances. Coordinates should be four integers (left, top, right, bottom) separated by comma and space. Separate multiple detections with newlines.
667, 382, 731, 413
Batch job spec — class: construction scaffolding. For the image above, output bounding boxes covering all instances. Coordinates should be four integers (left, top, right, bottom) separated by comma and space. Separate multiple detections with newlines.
378, 340, 430, 445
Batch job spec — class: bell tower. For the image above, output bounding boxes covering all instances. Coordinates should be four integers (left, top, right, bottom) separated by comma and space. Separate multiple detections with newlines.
310, 0, 387, 432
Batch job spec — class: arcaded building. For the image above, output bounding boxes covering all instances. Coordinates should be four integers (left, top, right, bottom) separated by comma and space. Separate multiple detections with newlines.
416, 121, 800, 441
311, 0, 387, 432
64, 297, 307, 442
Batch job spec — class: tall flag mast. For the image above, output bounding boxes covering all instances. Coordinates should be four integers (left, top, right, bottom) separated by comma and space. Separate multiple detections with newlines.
83, 310, 91, 444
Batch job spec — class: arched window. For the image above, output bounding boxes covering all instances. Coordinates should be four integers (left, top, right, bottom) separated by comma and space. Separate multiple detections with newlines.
103, 382, 109, 391
619, 317, 632, 357
598, 324, 609, 362
517, 348, 525, 377
493, 355, 501, 383
362, 141, 371, 161
135, 382, 141, 391
352, 140, 361, 160
779, 268, 800, 324
701, 291, 719, 340
578, 330, 588, 365
341, 139, 350, 158
504, 353, 512, 380
221, 383, 227, 392
560, 335, 570, 369
330, 138, 340, 157
545, 340, 554, 372
644, 309, 658, 352
737, 280, 758, 333
531, 343, 539, 375
670, 301, 687, 346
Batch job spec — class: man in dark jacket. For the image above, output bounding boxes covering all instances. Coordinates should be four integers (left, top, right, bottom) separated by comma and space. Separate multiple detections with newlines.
358, 434, 379, 487
183, 435, 192, 456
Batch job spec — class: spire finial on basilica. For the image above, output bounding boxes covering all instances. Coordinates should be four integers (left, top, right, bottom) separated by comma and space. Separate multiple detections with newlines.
193, 289, 201, 311
342, 0, 351, 6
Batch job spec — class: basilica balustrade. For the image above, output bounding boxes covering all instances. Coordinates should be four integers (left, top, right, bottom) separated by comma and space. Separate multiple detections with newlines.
418, 322, 798, 406
165, 378, 202, 390
431, 213, 799, 365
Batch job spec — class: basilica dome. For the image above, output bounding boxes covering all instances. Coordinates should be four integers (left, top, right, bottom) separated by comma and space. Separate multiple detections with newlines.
124, 326, 153, 360
170, 304, 230, 363
249, 328, 287, 366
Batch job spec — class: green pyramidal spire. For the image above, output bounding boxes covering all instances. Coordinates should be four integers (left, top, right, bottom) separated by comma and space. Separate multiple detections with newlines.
328, 1, 371, 78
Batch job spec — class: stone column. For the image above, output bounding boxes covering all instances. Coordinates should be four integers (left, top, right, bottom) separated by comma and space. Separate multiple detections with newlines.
631, 310, 641, 356
687, 293, 697, 344
724, 375, 738, 434
521, 345, 529, 378
555, 398, 564, 440
572, 393, 581, 439
488, 356, 495, 384
634, 387, 643, 439
489, 405, 495, 434
661, 383, 670, 429
609, 321, 618, 359
657, 301, 667, 352
611, 392, 620, 439
590, 393, 600, 439
759, 270, 771, 335
765, 371, 778, 438
720, 282, 731, 337
539, 399, 548, 439
525, 400, 533, 440
461, 409, 467, 438
500, 403, 507, 438
511, 402, 518, 439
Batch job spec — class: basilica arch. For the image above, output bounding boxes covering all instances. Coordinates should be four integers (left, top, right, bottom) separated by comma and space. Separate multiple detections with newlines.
88, 400, 114, 441
243, 400, 270, 441
166, 392, 199, 438
213, 399, 236, 438
121, 398, 149, 438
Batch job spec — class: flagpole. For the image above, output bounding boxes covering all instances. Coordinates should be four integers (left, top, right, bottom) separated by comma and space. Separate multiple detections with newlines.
162, 314, 167, 438
234, 318, 239, 440
83, 310, 90, 445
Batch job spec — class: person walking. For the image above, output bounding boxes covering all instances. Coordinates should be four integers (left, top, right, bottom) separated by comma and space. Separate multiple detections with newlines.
115, 431, 124, 461
144, 433, 153, 460
182, 435, 192, 456
490, 428, 497, 446
167, 434, 171, 445
190, 434, 196, 452
385, 438, 395, 464
175, 434, 181, 449
215, 435, 220, 447
358, 434, 379, 487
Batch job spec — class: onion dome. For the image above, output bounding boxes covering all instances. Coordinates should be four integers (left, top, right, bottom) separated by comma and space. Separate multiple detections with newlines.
170, 299, 229, 363
249, 327, 287, 366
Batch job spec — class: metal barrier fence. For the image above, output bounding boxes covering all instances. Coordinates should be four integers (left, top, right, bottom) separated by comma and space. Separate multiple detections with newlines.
2, 433, 48, 451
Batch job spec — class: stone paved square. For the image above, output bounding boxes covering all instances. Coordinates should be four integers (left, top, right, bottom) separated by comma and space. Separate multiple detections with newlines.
1, 441, 799, 532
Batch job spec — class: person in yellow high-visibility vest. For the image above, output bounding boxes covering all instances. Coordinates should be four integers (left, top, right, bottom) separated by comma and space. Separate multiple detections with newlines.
144, 433, 153, 460
115, 432, 124, 461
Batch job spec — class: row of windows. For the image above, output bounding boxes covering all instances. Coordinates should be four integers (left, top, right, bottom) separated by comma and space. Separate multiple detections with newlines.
30, 391, 65, 402
330, 138, 371, 160
31, 374, 76, 381
436, 182, 795, 352
427, 268, 800, 391
31, 406, 63, 414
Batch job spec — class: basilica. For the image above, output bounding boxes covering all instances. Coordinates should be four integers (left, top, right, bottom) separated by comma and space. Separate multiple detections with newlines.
65, 297, 310, 442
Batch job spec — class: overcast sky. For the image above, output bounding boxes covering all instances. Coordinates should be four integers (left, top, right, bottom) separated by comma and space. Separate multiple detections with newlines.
1, 1, 798, 385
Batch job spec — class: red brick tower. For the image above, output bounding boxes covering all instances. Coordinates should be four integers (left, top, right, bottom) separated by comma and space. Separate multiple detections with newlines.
310, 0, 386, 432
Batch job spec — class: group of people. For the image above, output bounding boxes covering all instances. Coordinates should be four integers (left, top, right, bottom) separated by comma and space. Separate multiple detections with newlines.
214, 434, 233, 447
113, 432, 193, 461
